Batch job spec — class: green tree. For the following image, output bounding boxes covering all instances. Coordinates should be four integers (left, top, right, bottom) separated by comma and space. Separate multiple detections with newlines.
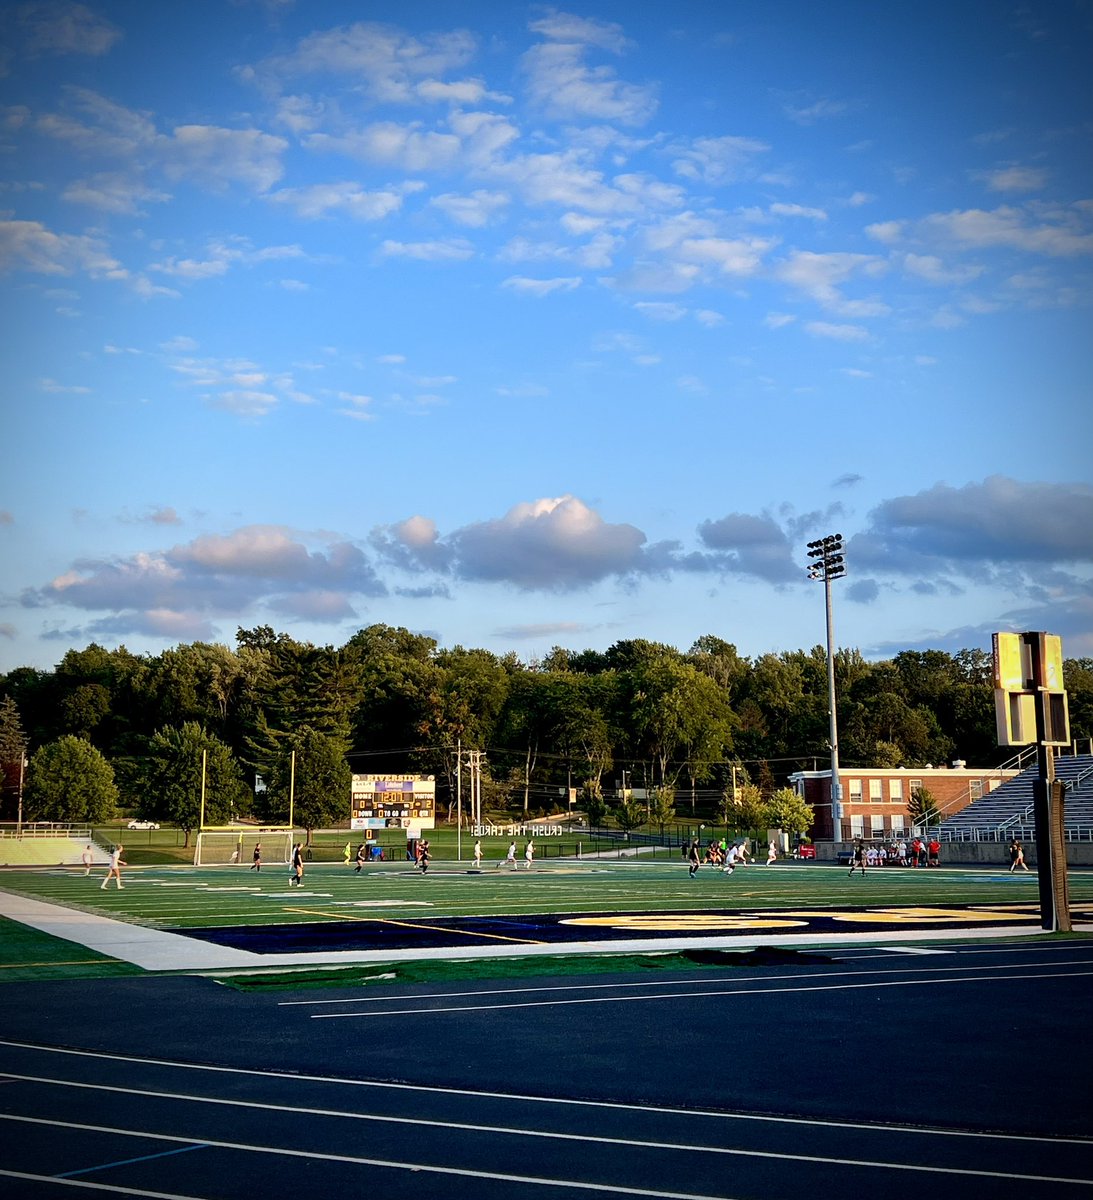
0, 695, 28, 776
24, 735, 118, 824
721, 780, 766, 835
762, 786, 815, 840
581, 780, 608, 827
909, 785, 941, 828
648, 785, 676, 833
266, 726, 352, 842
143, 722, 247, 845
615, 792, 647, 834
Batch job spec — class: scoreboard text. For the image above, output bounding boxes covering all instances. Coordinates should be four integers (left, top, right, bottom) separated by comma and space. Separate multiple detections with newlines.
350, 774, 436, 831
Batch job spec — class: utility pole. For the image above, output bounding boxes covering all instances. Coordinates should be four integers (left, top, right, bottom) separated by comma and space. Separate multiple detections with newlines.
807, 534, 846, 842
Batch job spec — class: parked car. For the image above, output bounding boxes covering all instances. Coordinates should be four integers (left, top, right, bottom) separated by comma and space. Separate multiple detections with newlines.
127, 819, 160, 830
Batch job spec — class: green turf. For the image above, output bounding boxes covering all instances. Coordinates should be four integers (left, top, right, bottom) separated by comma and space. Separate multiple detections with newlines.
2, 859, 1089, 932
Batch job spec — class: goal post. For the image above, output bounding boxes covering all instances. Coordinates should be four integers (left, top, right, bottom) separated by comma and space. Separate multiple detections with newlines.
193, 828, 293, 867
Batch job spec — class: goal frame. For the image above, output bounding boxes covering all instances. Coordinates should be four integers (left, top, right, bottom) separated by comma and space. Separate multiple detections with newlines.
193, 828, 293, 867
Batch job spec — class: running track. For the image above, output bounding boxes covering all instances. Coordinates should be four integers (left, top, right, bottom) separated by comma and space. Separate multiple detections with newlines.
1, 938, 1091, 1199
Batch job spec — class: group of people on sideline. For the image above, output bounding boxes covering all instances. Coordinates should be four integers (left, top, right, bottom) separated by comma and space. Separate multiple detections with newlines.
849, 836, 941, 870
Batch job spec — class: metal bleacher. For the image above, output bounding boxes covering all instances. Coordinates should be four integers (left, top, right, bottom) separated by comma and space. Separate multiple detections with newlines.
940, 754, 1093, 843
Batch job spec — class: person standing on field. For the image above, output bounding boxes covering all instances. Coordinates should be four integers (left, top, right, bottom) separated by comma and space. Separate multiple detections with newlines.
473, 839, 482, 869
101, 844, 126, 889
250, 842, 262, 871
524, 839, 535, 869
687, 839, 701, 878
81, 845, 94, 875
290, 842, 304, 886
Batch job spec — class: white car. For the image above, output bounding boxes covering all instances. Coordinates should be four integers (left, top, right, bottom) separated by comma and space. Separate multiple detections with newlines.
127, 819, 160, 830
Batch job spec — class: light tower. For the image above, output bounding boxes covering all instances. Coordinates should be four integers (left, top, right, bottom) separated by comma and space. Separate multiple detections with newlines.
807, 534, 846, 841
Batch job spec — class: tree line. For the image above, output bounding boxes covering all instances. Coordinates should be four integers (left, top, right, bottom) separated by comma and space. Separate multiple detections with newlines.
1, 625, 1091, 839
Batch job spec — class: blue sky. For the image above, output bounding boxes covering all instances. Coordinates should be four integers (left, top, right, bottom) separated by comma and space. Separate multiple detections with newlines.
1, 0, 1091, 673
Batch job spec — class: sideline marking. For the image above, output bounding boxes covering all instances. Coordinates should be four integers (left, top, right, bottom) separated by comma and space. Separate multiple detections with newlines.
280, 956, 1093, 1007
311, 968, 1093, 1018
1, 1112, 1087, 1191
2, 1038, 1086, 1145
880, 946, 956, 955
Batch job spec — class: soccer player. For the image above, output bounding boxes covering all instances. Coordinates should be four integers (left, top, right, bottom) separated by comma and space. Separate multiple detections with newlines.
101, 844, 126, 889
354, 843, 368, 873
848, 837, 866, 876
250, 842, 262, 871
473, 839, 482, 869
524, 839, 535, 869
290, 842, 304, 886
81, 844, 94, 875
687, 839, 701, 877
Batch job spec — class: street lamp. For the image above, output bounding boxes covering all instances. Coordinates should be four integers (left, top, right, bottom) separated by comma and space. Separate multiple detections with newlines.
807, 534, 846, 842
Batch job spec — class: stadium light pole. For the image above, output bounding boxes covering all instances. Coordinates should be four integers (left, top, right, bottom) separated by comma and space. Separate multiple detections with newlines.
807, 535, 846, 842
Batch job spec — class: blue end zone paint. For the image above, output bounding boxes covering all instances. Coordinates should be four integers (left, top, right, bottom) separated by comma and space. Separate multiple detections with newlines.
176, 902, 1042, 954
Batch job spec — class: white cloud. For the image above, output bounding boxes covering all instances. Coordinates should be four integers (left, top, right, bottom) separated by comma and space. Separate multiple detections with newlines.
779, 95, 850, 125
522, 35, 658, 126
378, 238, 474, 261
805, 320, 869, 341
254, 21, 477, 105
501, 275, 581, 296
451, 496, 647, 588
161, 125, 287, 193
770, 202, 828, 221
0, 218, 127, 280
670, 135, 769, 185
430, 189, 510, 227
776, 250, 888, 314
977, 165, 1048, 193
268, 181, 407, 221
634, 300, 686, 321
62, 172, 170, 214
902, 253, 984, 285
15, 2, 121, 58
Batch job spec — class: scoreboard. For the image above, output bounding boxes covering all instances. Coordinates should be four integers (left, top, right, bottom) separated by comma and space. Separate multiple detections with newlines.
350, 774, 436, 831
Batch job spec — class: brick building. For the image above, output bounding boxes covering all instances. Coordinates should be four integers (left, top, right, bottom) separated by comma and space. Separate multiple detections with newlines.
788, 760, 1020, 842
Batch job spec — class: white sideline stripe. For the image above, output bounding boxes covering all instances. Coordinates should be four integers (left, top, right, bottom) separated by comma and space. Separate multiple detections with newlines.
310, 968, 1093, 1019
277, 955, 1093, 1006
2, 1038, 1087, 1147
880, 946, 955, 954
0, 1171, 206, 1200
1, 1112, 1087, 1191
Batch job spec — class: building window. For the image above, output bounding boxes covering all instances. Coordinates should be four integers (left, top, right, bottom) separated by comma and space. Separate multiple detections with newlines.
869, 779, 883, 803
848, 779, 862, 804
850, 815, 864, 837
969, 780, 983, 800
910, 779, 922, 796
889, 779, 903, 803
871, 814, 885, 836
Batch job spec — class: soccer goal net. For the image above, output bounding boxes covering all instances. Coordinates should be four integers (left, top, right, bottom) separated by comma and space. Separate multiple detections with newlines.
193, 829, 293, 867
